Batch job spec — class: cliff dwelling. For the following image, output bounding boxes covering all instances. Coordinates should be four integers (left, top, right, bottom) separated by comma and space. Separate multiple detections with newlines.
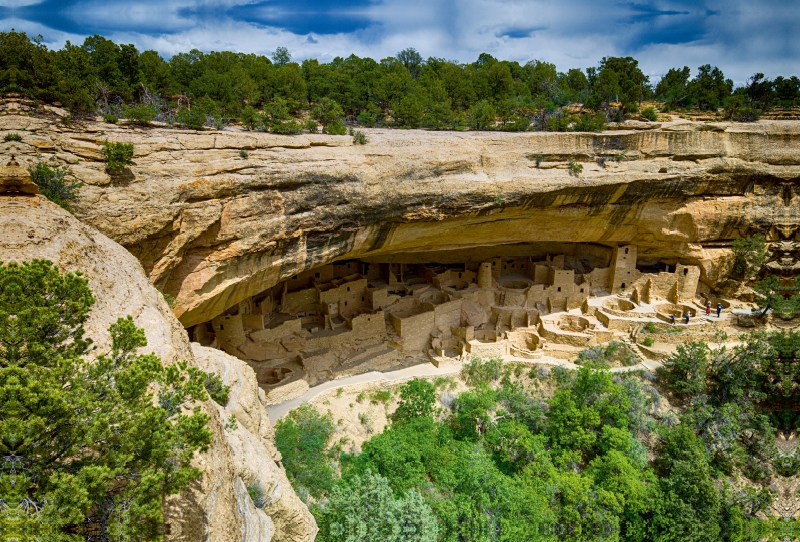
186, 242, 732, 402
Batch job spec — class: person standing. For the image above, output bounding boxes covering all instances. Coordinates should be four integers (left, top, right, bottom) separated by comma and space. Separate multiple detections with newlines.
670, 314, 676, 325
705, 303, 711, 317
684, 312, 691, 325
716, 303, 722, 317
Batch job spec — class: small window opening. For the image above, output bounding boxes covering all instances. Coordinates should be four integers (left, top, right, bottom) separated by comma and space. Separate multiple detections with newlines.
683, 268, 689, 276
624, 248, 629, 254
220, 325, 224, 330
557, 287, 562, 292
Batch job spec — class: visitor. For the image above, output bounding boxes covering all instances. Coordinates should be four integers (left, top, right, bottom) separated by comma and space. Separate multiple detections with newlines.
705, 302, 711, 317
717, 303, 723, 317
684, 312, 691, 325
670, 314, 676, 325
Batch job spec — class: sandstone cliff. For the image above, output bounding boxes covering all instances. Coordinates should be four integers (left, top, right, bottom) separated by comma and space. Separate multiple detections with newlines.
0, 194, 316, 542
3, 112, 799, 329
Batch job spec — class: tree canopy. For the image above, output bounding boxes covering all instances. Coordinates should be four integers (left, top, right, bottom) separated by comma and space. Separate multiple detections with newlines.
0, 260, 214, 541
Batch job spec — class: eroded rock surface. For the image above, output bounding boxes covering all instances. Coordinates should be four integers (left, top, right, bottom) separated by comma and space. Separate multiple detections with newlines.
0, 194, 316, 542
3, 115, 800, 331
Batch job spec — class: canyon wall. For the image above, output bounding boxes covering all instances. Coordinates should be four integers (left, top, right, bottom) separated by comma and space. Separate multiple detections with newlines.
0, 192, 316, 542
3, 111, 799, 329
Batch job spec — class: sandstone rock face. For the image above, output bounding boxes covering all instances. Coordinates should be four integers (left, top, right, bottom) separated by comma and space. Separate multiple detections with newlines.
4, 115, 800, 328
0, 194, 316, 542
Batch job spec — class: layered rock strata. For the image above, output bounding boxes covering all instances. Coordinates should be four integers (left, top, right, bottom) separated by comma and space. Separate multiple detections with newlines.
2, 113, 799, 331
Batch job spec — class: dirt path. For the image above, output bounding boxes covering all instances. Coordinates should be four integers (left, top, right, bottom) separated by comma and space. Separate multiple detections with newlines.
266, 354, 662, 420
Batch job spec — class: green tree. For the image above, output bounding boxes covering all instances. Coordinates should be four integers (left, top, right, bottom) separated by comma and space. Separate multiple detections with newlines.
730, 234, 768, 280
311, 97, 345, 132
315, 470, 438, 542
689, 64, 732, 111
27, 159, 83, 212
0, 260, 212, 540
274, 404, 336, 497
101, 140, 135, 173
467, 100, 496, 130
393, 379, 436, 423
657, 341, 710, 398
271, 46, 292, 66
655, 66, 692, 110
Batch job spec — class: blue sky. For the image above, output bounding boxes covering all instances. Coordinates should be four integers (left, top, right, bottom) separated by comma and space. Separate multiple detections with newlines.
1, 0, 798, 84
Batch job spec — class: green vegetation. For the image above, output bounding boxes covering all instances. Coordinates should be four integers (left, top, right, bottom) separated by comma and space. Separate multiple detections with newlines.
27, 159, 83, 212
3, 132, 21, 141
276, 357, 786, 541
568, 159, 583, 176
274, 404, 336, 499
101, 139, 134, 173
0, 260, 213, 539
576, 340, 640, 366
641, 336, 655, 347
103, 113, 118, 123
239, 149, 248, 158
640, 106, 658, 121
643, 321, 658, 333
730, 234, 769, 280
1, 31, 792, 135
349, 127, 368, 144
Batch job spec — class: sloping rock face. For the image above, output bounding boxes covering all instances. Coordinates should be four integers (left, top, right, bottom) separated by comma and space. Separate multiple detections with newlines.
3, 114, 800, 326
0, 194, 316, 542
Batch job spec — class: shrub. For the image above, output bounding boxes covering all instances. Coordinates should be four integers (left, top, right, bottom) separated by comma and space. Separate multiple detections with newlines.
371, 390, 391, 404
461, 357, 503, 387
467, 100, 496, 130
311, 97, 345, 132
326, 118, 347, 135
248, 482, 267, 508
274, 404, 336, 497
123, 103, 157, 125
0, 260, 212, 538
392, 379, 436, 423
4, 132, 21, 141
176, 107, 207, 130
27, 160, 83, 212
643, 322, 658, 333
239, 149, 249, 159
239, 105, 258, 130
101, 140, 134, 173
204, 372, 230, 406
535, 154, 543, 167
270, 119, 303, 134
351, 129, 367, 145
102, 113, 118, 124
642, 336, 655, 347
641, 106, 658, 121
572, 111, 607, 132
357, 104, 381, 127
303, 118, 318, 133
568, 160, 583, 176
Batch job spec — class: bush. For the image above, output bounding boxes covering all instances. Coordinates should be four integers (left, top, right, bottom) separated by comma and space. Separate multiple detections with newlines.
275, 404, 336, 497
642, 336, 655, 347
204, 372, 230, 406
731, 235, 768, 280
467, 100, 496, 130
239, 149, 249, 159
102, 113, 118, 124
123, 103, 157, 125
641, 106, 658, 121
351, 128, 367, 144
27, 160, 83, 212
572, 111, 607, 132
4, 132, 21, 141
643, 322, 658, 333
176, 107, 207, 130
568, 160, 583, 176
239, 105, 258, 130
303, 118, 318, 133
0, 260, 212, 538
326, 118, 347, 135
461, 357, 503, 387
247, 482, 267, 508
101, 140, 134, 173
311, 97, 345, 132
393, 379, 436, 423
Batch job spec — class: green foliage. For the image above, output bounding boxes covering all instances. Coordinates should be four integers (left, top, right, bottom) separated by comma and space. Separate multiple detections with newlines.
311, 97, 345, 132
27, 159, 84, 212
176, 106, 207, 130
371, 389, 391, 404
0, 260, 212, 540
239, 105, 258, 130
101, 139, 134, 173
657, 341, 709, 398
248, 481, 267, 508
731, 234, 768, 280
568, 159, 583, 175
239, 149, 249, 158
640, 106, 658, 121
393, 379, 436, 423
467, 100, 496, 130
534, 154, 543, 167
204, 372, 230, 406
643, 321, 658, 333
314, 470, 438, 542
274, 404, 336, 498
123, 103, 156, 124
576, 341, 640, 367
4, 132, 21, 141
102, 113, 118, 124
572, 111, 607, 132
350, 128, 367, 144
326, 118, 347, 135
641, 336, 655, 347
461, 357, 503, 387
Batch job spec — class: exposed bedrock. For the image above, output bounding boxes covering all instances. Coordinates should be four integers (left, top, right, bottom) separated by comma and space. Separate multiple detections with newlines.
4, 112, 800, 327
